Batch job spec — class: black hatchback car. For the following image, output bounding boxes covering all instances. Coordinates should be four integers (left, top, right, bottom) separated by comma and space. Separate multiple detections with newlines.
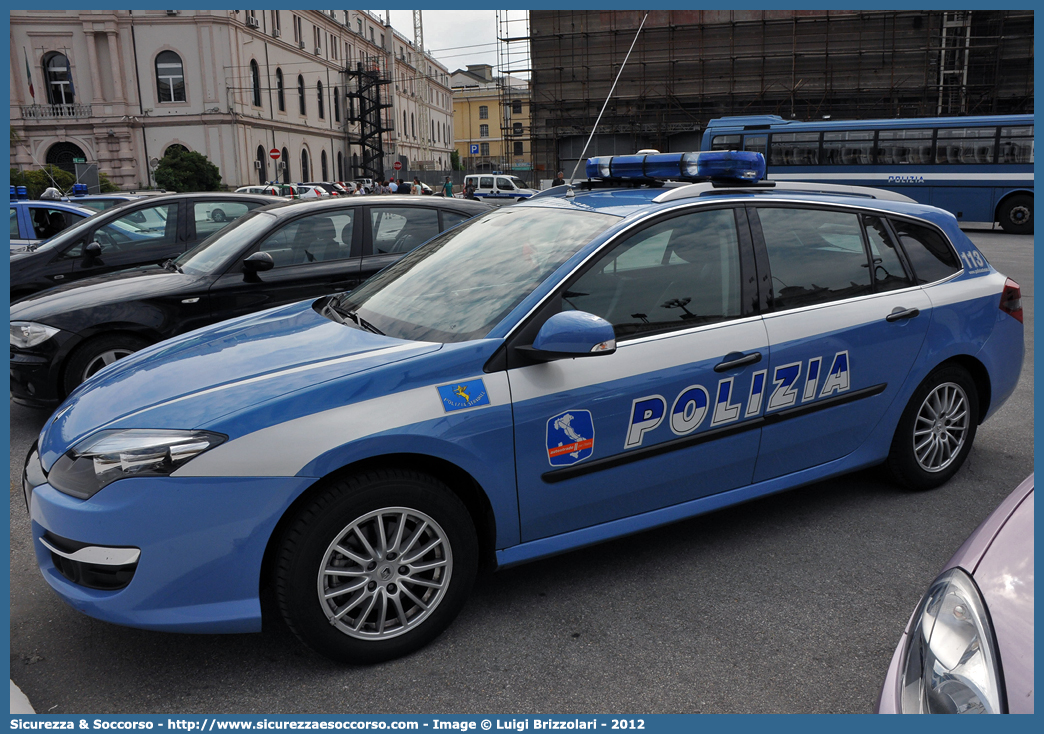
10, 192, 283, 300
11, 195, 491, 405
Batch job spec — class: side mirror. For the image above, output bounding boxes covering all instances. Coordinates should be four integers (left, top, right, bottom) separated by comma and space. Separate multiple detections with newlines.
243, 251, 275, 273
85, 241, 103, 259
522, 311, 616, 362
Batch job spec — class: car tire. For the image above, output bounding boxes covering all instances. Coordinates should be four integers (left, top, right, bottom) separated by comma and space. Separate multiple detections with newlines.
62, 334, 150, 396
997, 194, 1032, 235
274, 469, 478, 664
211, 208, 226, 222
886, 365, 979, 491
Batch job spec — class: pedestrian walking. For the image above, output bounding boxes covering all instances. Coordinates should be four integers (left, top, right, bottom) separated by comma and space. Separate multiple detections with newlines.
441, 176, 454, 197
388, 178, 398, 194
412, 177, 423, 195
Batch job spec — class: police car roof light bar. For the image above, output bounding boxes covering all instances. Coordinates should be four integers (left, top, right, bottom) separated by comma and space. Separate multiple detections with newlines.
586, 150, 767, 184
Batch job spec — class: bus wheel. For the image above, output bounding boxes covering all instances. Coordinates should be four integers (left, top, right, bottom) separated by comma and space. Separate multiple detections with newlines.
998, 194, 1033, 235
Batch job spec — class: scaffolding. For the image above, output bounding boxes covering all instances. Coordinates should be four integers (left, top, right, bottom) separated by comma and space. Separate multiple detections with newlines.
528, 10, 1033, 174
496, 10, 532, 172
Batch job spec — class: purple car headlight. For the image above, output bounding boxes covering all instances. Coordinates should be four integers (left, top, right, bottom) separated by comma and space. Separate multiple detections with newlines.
900, 567, 1005, 714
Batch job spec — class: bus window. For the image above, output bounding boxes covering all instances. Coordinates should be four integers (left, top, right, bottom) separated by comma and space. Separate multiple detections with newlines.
770, 132, 819, 166
744, 135, 767, 155
876, 129, 933, 165
999, 126, 1033, 164
936, 127, 996, 165
711, 134, 741, 151
822, 130, 873, 165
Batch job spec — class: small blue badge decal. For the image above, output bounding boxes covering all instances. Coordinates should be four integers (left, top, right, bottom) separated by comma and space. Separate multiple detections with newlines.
437, 379, 491, 412
546, 410, 595, 466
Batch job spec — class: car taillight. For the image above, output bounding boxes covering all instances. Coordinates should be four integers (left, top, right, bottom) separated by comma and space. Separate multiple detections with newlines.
1000, 278, 1023, 323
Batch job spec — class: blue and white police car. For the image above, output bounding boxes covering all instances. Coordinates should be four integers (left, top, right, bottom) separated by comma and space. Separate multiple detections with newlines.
23, 151, 1024, 663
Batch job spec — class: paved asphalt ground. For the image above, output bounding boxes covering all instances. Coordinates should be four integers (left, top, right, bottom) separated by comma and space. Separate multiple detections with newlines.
8, 228, 1033, 714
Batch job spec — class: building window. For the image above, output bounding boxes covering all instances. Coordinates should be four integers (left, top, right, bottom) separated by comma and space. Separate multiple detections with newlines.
512, 99, 522, 114
301, 149, 310, 182
337, 151, 344, 181
321, 150, 328, 181
513, 122, 523, 136
479, 124, 489, 138
369, 26, 374, 42
256, 145, 267, 185
514, 141, 524, 156
272, 10, 281, 33
479, 105, 488, 119
411, 113, 415, 138
282, 147, 290, 183
314, 26, 322, 53
275, 68, 285, 111
293, 15, 302, 44
43, 52, 74, 105
317, 81, 324, 119
403, 110, 407, 134
357, 18, 362, 35
333, 88, 340, 122
250, 60, 262, 107
480, 143, 490, 156
298, 75, 306, 116
155, 51, 185, 103
332, 38, 338, 60
431, 121, 435, 142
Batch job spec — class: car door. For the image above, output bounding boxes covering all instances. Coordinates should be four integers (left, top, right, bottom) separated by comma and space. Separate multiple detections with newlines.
359, 205, 442, 281
208, 207, 362, 321
11, 205, 32, 248
67, 201, 182, 281
508, 206, 769, 542
749, 205, 932, 482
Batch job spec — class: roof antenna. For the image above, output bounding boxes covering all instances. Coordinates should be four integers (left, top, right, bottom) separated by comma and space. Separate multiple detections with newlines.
566, 12, 649, 192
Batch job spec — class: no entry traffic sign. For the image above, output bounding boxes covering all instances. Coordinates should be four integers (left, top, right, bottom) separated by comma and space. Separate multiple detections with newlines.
269, 148, 280, 160
393, 161, 402, 171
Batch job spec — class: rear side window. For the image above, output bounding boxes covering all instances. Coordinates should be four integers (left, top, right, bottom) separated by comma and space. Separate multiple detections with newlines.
371, 207, 439, 254
479, 177, 494, 188
11, 207, 20, 238
756, 207, 872, 310
890, 220, 961, 284
441, 210, 473, 230
259, 211, 355, 267
193, 201, 256, 238
863, 216, 914, 292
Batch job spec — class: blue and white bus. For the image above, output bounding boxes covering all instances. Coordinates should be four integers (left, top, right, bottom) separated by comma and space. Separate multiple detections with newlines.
702, 114, 1033, 234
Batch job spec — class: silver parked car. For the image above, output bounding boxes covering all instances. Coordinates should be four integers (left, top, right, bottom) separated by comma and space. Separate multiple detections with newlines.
876, 475, 1034, 714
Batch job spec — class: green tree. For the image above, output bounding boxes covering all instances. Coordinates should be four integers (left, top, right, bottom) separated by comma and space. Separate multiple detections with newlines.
153, 147, 222, 192
98, 171, 120, 193
450, 150, 464, 172
10, 165, 75, 199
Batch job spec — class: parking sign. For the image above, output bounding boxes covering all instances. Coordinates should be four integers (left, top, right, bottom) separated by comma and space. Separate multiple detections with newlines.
470, 144, 479, 155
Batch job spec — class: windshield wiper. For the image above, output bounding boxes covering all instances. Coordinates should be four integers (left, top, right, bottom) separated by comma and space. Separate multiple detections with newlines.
324, 300, 383, 334
347, 310, 385, 335
162, 259, 184, 274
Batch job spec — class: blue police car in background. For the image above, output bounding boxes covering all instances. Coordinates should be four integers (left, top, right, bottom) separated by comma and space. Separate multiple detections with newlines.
23, 151, 1024, 663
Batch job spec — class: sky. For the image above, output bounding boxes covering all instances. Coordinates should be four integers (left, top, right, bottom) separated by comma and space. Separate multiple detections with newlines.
371, 10, 529, 77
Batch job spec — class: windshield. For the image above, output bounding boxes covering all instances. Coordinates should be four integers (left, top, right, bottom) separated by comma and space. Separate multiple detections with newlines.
335, 207, 618, 342
176, 211, 277, 275
509, 177, 529, 189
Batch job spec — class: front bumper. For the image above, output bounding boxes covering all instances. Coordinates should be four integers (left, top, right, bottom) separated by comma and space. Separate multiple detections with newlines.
10, 328, 80, 406
27, 467, 317, 633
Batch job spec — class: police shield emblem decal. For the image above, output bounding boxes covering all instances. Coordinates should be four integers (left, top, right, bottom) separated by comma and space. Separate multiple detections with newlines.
546, 410, 595, 466
437, 379, 491, 412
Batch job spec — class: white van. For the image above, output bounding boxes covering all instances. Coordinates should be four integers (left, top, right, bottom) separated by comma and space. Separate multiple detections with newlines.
463, 173, 538, 204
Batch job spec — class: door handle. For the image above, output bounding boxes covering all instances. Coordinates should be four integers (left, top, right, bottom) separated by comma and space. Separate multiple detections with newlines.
885, 307, 920, 322
714, 351, 762, 372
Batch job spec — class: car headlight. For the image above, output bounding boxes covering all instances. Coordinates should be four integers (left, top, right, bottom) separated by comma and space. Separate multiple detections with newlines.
47, 429, 226, 499
11, 321, 60, 348
900, 567, 1005, 714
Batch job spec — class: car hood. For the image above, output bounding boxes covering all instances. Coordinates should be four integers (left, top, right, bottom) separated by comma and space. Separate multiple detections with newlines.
12, 266, 202, 324
38, 299, 441, 469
